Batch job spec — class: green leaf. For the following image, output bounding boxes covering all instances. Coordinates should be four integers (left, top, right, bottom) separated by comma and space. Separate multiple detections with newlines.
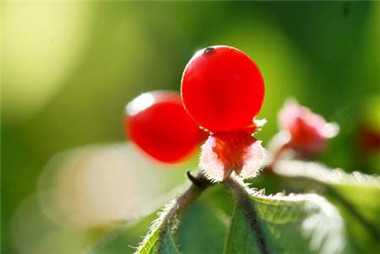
93, 186, 230, 254
225, 178, 350, 254
90, 172, 214, 254
274, 160, 380, 252
90, 202, 180, 254
136, 201, 180, 254
137, 225, 178, 254
178, 187, 230, 254
89, 213, 157, 254
157, 227, 180, 254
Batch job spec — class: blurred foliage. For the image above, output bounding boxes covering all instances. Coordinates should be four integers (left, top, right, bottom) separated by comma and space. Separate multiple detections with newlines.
272, 160, 380, 253
1, 1, 380, 253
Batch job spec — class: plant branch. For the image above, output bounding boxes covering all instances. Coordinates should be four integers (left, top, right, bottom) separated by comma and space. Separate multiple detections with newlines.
224, 177, 269, 254
154, 171, 213, 252
164, 171, 214, 224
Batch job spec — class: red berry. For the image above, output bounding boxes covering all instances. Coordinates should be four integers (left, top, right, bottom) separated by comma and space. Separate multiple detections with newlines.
125, 91, 204, 163
181, 46, 265, 132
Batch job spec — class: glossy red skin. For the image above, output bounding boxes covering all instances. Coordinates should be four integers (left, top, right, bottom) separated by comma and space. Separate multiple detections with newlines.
126, 91, 204, 163
181, 46, 265, 132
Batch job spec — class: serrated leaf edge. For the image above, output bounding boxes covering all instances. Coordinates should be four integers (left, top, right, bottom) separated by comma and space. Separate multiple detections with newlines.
135, 199, 177, 254
274, 160, 380, 187
232, 175, 347, 254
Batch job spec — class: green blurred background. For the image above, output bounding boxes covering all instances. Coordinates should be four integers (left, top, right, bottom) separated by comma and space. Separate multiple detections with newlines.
2, 1, 380, 253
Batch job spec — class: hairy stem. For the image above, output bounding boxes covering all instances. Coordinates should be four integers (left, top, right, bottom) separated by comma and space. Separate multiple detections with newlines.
224, 177, 269, 254
163, 171, 213, 225
155, 171, 213, 252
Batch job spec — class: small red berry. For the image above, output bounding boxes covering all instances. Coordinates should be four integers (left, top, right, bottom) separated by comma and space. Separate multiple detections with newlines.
125, 91, 204, 163
181, 46, 265, 132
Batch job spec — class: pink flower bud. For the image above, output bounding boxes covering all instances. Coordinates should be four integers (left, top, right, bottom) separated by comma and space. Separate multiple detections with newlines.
279, 99, 339, 156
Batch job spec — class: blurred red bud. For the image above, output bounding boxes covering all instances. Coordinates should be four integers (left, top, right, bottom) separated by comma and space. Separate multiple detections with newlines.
279, 99, 339, 156
359, 125, 380, 154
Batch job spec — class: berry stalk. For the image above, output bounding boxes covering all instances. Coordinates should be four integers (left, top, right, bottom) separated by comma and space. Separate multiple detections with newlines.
163, 171, 214, 225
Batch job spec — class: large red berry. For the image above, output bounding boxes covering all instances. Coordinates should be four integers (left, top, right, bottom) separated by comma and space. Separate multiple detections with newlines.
181, 46, 265, 132
125, 91, 204, 163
